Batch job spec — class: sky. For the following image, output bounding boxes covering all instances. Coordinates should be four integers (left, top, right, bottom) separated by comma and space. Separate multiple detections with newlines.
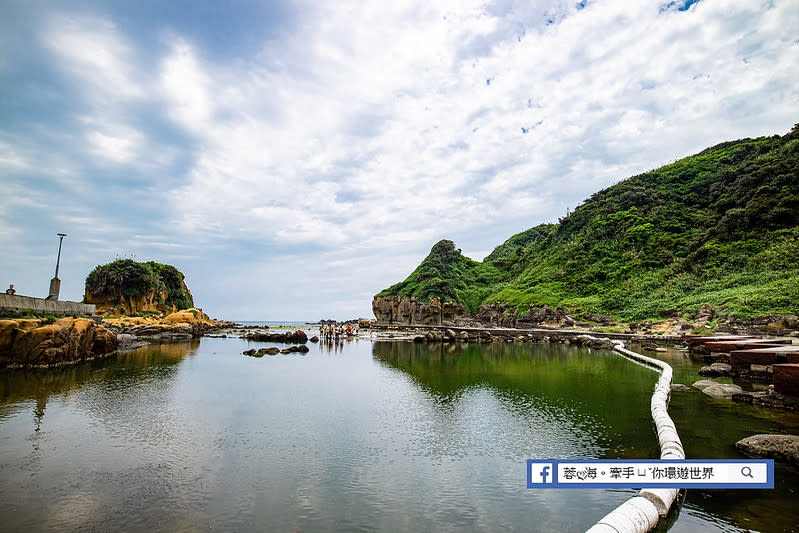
1, 0, 797, 321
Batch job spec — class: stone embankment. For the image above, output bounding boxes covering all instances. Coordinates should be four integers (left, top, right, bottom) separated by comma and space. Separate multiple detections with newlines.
0, 317, 118, 367
686, 334, 799, 410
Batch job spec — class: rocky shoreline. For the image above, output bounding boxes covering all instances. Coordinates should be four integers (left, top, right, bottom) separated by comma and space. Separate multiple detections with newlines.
372, 296, 799, 338
0, 317, 118, 368
0, 308, 236, 368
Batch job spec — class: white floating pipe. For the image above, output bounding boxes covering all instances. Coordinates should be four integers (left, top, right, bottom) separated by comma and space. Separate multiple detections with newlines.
585, 339, 684, 533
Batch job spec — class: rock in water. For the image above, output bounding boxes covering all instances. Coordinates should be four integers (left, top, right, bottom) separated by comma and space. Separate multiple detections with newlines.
702, 383, 743, 399
736, 434, 799, 466
692, 379, 718, 391
698, 363, 732, 377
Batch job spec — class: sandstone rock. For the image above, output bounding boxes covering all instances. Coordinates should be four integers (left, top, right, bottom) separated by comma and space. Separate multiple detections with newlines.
476, 303, 517, 327
243, 349, 256, 355
265, 347, 280, 355
310, 336, 319, 343
445, 329, 456, 340
736, 434, 799, 466
518, 305, 561, 325
773, 364, 799, 395
85, 287, 168, 316
457, 331, 469, 341
372, 295, 466, 326
0, 318, 118, 367
297, 345, 310, 353
671, 384, 691, 392
413, 335, 426, 343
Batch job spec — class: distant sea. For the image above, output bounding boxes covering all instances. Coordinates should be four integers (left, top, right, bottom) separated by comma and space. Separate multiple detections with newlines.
233, 320, 318, 327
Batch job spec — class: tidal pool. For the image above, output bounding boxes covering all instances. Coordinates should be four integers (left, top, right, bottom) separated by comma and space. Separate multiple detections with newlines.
1, 337, 797, 531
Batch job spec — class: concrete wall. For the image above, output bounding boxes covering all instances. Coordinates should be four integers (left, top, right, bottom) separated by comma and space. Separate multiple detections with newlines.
0, 293, 95, 316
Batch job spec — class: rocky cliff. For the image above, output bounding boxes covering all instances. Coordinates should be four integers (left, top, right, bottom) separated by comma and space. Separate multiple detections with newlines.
85, 287, 169, 315
372, 296, 467, 326
0, 318, 118, 367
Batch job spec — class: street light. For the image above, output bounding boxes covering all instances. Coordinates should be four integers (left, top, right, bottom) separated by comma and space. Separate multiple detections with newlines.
54, 233, 67, 279
48, 233, 67, 300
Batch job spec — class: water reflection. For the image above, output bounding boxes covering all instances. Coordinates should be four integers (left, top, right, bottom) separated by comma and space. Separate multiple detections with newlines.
0, 340, 199, 436
372, 340, 662, 459
1, 337, 797, 532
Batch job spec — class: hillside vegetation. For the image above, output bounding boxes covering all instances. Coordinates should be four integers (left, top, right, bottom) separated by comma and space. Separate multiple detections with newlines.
85, 259, 194, 312
378, 125, 799, 322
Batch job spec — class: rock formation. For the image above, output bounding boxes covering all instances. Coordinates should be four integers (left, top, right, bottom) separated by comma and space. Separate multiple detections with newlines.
84, 259, 194, 316
102, 308, 215, 339
372, 295, 467, 326
736, 434, 799, 466
0, 317, 118, 367
85, 287, 168, 315
243, 330, 309, 343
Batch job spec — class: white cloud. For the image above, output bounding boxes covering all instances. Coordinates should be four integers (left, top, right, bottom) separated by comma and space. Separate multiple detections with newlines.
3, 0, 797, 317
41, 14, 143, 102
85, 126, 143, 164
160, 39, 214, 133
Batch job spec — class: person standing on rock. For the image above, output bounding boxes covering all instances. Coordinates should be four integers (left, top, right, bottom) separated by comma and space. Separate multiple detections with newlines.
5, 284, 15, 295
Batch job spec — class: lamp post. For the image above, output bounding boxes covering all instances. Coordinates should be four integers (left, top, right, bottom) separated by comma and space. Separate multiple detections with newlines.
48, 233, 67, 300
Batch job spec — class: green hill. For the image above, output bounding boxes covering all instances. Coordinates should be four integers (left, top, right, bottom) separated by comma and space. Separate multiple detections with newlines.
377, 124, 799, 322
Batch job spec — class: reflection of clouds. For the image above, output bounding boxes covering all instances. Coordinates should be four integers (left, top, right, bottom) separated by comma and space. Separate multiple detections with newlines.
0, 337, 730, 531
48, 490, 103, 529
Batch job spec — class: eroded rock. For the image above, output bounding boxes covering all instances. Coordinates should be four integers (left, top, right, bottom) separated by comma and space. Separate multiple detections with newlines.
736, 434, 799, 466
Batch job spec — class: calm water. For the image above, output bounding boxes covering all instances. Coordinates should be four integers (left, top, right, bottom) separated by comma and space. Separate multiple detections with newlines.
1, 336, 797, 532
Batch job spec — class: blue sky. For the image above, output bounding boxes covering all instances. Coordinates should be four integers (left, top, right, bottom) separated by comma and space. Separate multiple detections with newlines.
1, 0, 797, 321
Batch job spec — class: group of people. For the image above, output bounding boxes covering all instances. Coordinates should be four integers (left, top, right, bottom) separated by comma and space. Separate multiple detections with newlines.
320, 323, 359, 341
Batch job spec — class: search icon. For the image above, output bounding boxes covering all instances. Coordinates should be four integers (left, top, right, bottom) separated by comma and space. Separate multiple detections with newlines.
741, 466, 754, 478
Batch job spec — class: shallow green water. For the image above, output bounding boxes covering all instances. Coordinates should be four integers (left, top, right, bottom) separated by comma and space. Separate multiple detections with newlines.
0, 338, 797, 532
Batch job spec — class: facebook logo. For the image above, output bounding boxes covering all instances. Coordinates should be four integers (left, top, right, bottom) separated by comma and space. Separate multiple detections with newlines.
528, 461, 555, 487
